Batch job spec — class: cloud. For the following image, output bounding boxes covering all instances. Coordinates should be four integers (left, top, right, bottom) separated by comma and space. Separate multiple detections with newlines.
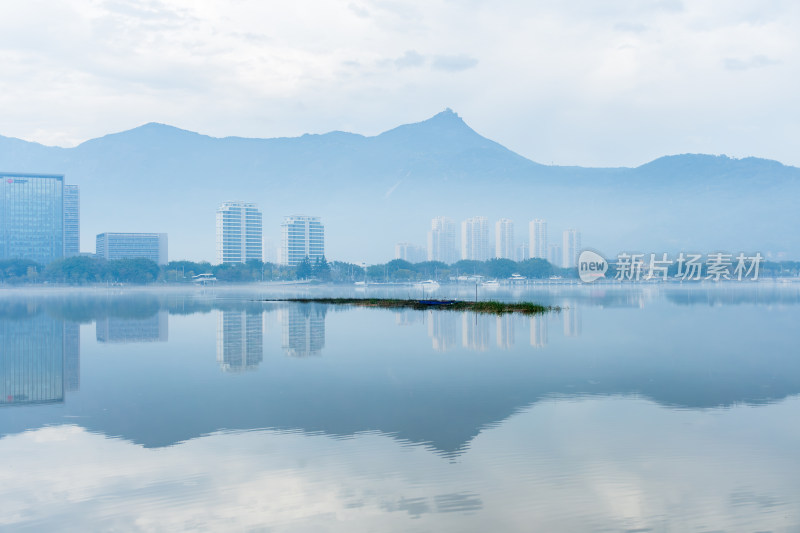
723, 54, 779, 71
394, 49, 425, 68
431, 54, 478, 72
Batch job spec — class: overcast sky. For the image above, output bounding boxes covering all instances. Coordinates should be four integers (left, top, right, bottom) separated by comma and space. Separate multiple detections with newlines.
1, 0, 798, 167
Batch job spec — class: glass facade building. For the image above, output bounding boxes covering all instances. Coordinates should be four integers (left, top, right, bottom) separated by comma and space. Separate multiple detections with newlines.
96, 232, 168, 264
216, 202, 263, 264
0, 172, 64, 264
63, 185, 80, 257
280, 215, 324, 267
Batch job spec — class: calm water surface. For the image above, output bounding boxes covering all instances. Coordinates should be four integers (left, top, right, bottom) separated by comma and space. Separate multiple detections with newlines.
1, 284, 799, 532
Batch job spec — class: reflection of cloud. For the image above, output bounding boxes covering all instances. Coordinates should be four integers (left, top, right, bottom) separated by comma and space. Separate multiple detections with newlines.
432, 54, 478, 72
1, 397, 798, 531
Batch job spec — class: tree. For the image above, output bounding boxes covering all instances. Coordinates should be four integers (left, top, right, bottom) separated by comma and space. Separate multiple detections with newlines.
296, 256, 313, 279
313, 256, 331, 281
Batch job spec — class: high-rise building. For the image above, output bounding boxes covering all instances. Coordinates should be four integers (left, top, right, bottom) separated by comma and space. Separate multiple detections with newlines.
516, 242, 529, 262
63, 185, 80, 257
529, 219, 547, 259
395, 242, 426, 263
217, 310, 263, 372
0, 172, 64, 264
547, 243, 562, 266
562, 229, 581, 268
427, 216, 457, 264
216, 202, 263, 264
461, 216, 490, 261
280, 215, 324, 267
495, 219, 514, 259
96, 233, 168, 264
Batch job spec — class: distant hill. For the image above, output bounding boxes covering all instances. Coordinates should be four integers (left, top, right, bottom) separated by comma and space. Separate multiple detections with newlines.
1, 109, 798, 262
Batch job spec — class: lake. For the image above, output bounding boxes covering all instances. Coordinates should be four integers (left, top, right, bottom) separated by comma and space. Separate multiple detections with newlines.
1, 283, 799, 531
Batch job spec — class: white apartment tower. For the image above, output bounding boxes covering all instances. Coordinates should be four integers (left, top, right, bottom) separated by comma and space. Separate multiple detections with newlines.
280, 215, 325, 267
461, 216, 490, 261
216, 202, 263, 264
427, 216, 457, 264
495, 219, 514, 260
562, 228, 581, 268
529, 219, 547, 259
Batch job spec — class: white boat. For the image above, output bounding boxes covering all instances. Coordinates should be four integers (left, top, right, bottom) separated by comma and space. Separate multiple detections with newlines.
415, 279, 440, 290
481, 279, 500, 288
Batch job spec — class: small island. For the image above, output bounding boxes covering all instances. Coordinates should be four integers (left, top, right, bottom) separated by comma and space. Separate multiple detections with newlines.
261, 298, 557, 315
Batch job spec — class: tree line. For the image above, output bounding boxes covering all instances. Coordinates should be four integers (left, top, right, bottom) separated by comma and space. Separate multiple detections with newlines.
1, 255, 798, 285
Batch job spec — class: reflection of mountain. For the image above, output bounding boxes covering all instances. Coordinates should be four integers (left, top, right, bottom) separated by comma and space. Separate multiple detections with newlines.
96, 312, 168, 343
2, 296, 800, 457
279, 304, 326, 357
0, 315, 64, 406
216, 310, 263, 372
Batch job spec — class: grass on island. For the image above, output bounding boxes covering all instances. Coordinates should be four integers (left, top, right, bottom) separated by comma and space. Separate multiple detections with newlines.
263, 298, 557, 315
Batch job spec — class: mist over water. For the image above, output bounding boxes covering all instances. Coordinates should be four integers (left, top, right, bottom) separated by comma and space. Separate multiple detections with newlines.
0, 284, 798, 531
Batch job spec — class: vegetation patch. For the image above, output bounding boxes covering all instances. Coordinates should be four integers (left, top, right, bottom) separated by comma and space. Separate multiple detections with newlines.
262, 298, 557, 315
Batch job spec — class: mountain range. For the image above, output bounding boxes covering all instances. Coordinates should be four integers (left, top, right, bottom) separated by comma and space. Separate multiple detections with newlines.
1, 109, 798, 262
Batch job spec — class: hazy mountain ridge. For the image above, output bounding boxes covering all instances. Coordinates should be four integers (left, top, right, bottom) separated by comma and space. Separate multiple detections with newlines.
1, 109, 798, 261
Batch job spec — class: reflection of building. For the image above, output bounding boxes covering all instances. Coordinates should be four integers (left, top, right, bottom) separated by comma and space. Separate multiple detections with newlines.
495, 219, 514, 260
427, 310, 457, 352
530, 315, 548, 348
461, 216, 490, 261
395, 310, 423, 326
217, 310, 263, 372
428, 216, 457, 264
562, 229, 581, 268
216, 201, 263, 264
496, 315, 515, 349
96, 232, 168, 265
0, 314, 64, 405
280, 215, 324, 267
64, 322, 80, 392
563, 307, 581, 337
279, 305, 326, 357
0, 172, 64, 264
63, 185, 80, 257
96, 311, 168, 343
462, 313, 490, 351
529, 219, 547, 259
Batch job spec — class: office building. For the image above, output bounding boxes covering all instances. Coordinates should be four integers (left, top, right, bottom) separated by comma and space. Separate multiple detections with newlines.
461, 216, 490, 261
280, 215, 324, 267
216, 201, 263, 264
0, 172, 64, 264
516, 242, 529, 262
96, 232, 168, 264
217, 310, 263, 372
562, 229, 581, 268
395, 242, 426, 263
63, 185, 80, 257
547, 243, 562, 267
427, 216, 457, 264
495, 219, 514, 260
529, 219, 547, 259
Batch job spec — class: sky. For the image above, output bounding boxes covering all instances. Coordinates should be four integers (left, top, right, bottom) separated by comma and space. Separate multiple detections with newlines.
1, 0, 799, 167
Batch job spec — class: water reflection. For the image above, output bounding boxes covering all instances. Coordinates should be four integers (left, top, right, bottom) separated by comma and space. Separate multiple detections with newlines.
427, 310, 457, 352
216, 310, 263, 372
96, 311, 168, 343
530, 314, 548, 348
278, 304, 326, 357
